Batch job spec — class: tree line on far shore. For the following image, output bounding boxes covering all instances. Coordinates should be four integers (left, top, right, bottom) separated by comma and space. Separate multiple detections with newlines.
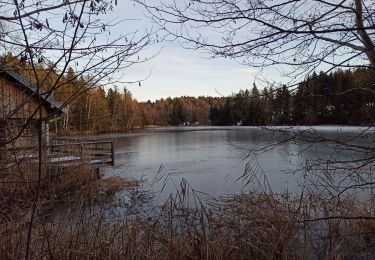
210, 69, 375, 126
4, 54, 375, 133
142, 69, 375, 127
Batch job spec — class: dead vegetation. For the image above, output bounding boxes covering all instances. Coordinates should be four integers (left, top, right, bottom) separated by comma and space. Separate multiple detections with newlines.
1, 160, 375, 259
0, 160, 140, 259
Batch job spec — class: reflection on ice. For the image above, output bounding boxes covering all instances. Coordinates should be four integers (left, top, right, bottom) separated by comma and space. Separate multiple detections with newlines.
96, 126, 374, 203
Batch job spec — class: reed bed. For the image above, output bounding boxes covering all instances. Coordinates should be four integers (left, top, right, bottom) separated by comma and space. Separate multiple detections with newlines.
1, 161, 375, 259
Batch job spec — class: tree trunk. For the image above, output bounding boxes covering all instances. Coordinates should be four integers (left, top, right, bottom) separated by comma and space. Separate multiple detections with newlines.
355, 0, 375, 68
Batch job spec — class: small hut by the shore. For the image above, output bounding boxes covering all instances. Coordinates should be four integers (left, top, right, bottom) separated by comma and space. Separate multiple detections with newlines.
0, 68, 66, 152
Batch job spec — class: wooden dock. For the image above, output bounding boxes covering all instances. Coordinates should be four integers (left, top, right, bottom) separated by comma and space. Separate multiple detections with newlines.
1, 140, 115, 169
50, 140, 115, 167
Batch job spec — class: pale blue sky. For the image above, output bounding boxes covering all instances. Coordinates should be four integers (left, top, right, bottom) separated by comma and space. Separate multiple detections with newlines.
97, 1, 363, 101
107, 1, 279, 102
123, 46, 265, 101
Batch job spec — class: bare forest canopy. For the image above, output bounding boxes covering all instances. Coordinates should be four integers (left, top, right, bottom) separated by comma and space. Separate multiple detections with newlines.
136, 0, 375, 78
4, 54, 375, 132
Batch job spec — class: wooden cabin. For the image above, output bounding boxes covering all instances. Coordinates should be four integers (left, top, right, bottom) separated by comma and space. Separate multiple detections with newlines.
0, 68, 114, 171
0, 68, 66, 151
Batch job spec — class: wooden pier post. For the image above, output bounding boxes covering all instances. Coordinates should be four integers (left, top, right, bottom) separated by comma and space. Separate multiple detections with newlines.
110, 141, 115, 166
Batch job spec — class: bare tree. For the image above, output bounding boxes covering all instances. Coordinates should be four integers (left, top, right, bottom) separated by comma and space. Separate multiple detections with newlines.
136, 0, 375, 80
135, 0, 375, 221
1, 0, 153, 142
0, 1, 153, 258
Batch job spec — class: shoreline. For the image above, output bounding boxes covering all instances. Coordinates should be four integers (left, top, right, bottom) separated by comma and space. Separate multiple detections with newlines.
54, 124, 375, 138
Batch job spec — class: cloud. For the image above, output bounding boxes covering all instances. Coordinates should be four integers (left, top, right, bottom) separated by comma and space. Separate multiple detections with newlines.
118, 46, 264, 101
230, 68, 257, 76
102, 1, 284, 102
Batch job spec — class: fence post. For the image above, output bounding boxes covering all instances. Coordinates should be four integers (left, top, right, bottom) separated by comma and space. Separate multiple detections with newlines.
80, 143, 83, 161
111, 141, 115, 166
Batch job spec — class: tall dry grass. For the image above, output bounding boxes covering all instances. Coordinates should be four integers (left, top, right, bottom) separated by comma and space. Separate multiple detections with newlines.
1, 159, 375, 259
0, 157, 139, 259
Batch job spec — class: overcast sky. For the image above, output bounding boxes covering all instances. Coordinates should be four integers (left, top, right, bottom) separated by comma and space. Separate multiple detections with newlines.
107, 1, 280, 102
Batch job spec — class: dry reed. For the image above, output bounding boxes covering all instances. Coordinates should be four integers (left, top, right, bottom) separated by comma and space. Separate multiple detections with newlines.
1, 160, 375, 259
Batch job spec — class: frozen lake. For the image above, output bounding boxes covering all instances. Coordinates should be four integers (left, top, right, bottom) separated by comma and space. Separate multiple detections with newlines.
98, 126, 375, 201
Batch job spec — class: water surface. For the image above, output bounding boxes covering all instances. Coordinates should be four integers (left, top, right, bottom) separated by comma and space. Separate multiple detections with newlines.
98, 126, 374, 202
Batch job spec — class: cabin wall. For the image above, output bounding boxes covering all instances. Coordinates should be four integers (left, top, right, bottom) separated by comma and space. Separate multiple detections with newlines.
0, 77, 48, 120
0, 77, 50, 150
3, 119, 39, 148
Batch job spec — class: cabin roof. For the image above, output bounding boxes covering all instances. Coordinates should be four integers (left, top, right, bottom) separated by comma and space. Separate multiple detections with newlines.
0, 68, 67, 114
